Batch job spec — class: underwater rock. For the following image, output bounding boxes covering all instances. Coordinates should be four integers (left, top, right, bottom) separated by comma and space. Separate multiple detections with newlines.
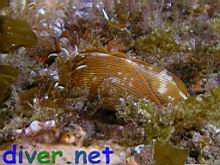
15, 120, 56, 136
67, 50, 189, 110
0, 16, 37, 53
205, 72, 220, 92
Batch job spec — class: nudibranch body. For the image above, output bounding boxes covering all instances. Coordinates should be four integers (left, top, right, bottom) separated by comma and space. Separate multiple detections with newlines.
68, 50, 188, 110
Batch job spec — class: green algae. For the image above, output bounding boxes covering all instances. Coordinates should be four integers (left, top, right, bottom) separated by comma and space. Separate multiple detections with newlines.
134, 28, 183, 56
116, 98, 174, 144
211, 18, 220, 34
116, 87, 220, 145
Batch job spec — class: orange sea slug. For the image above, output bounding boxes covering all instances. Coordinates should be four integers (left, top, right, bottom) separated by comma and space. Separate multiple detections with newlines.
67, 49, 189, 110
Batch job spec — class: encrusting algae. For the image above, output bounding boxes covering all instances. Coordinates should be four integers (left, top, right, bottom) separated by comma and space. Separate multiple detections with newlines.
66, 49, 189, 110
